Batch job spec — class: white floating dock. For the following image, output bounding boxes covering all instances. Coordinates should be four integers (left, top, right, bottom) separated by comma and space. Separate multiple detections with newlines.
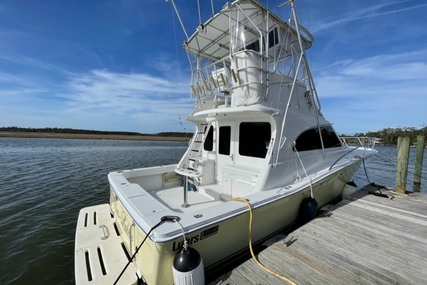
74, 204, 138, 285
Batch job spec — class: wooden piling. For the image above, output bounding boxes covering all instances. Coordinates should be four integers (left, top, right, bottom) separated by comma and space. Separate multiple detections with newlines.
396, 136, 410, 194
413, 135, 425, 192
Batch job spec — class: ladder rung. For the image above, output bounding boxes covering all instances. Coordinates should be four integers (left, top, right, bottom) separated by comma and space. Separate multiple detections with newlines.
197, 132, 204, 134
194, 141, 203, 143
189, 159, 196, 161
187, 167, 195, 171
191, 150, 199, 152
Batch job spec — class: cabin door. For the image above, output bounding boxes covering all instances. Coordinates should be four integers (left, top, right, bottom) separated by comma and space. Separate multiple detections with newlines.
216, 122, 235, 182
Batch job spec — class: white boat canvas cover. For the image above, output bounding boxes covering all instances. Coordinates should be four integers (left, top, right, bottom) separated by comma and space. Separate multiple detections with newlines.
183, 0, 312, 62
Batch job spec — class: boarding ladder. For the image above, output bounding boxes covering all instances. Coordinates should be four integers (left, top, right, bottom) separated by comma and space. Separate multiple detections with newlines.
176, 123, 209, 176
187, 126, 206, 171
175, 123, 210, 207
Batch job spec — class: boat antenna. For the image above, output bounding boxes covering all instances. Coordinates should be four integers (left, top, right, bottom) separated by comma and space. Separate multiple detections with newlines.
166, 0, 189, 40
197, 0, 202, 26
210, 0, 214, 16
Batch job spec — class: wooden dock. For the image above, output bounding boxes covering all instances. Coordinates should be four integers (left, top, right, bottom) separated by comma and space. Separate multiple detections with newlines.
209, 184, 427, 285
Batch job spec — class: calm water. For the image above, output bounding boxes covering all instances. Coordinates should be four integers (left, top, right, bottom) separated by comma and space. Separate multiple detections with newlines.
0, 138, 187, 284
0, 138, 426, 284
354, 145, 427, 193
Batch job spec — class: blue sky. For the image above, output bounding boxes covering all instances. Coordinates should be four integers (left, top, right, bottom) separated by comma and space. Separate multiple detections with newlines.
1, 0, 426, 135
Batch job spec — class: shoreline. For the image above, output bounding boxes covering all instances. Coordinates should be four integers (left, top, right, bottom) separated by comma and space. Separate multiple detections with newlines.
0, 131, 190, 142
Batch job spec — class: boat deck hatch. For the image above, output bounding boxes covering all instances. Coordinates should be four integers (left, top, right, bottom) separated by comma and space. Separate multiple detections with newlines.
74, 204, 138, 285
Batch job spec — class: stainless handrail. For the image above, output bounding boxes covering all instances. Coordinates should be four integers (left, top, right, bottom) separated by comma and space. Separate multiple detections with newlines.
340, 137, 377, 149
329, 137, 378, 170
129, 222, 135, 256
99, 225, 109, 240
329, 146, 360, 170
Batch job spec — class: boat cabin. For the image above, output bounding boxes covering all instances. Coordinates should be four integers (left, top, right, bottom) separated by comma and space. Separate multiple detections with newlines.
173, 0, 337, 202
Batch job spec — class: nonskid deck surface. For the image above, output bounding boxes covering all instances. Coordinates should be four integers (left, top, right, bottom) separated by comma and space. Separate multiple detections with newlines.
152, 184, 228, 213
74, 204, 138, 285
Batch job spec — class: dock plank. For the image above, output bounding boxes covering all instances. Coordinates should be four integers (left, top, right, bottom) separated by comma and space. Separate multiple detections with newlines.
209, 185, 427, 285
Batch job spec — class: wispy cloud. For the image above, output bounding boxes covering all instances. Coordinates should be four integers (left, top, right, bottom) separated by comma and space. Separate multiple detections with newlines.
311, 1, 427, 33
0, 56, 194, 132
317, 49, 427, 97
315, 49, 427, 133
62, 69, 189, 109
0, 72, 28, 85
59, 69, 194, 132
0, 53, 72, 76
0, 71, 49, 99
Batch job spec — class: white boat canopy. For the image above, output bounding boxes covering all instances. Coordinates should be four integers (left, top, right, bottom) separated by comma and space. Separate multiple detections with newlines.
183, 0, 313, 62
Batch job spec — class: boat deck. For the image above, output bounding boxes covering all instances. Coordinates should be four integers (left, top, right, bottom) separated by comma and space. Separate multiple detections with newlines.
152, 184, 227, 213
209, 184, 427, 285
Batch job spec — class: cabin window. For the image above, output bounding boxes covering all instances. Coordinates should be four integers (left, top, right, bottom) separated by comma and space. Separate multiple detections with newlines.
239, 122, 271, 158
294, 128, 321, 151
245, 40, 260, 52
219, 126, 231, 155
244, 27, 278, 52
294, 126, 341, 151
203, 126, 214, 151
321, 126, 342, 148
268, 27, 279, 48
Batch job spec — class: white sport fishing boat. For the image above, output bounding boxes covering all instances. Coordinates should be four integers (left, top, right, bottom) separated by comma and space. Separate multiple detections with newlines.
74, 0, 377, 284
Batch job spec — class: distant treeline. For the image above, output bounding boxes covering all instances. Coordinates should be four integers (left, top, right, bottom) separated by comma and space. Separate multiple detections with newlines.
156, 132, 192, 137
351, 127, 427, 146
3, 126, 425, 144
0, 127, 192, 138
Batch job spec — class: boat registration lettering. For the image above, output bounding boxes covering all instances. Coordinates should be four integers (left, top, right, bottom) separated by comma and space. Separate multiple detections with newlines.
172, 225, 219, 251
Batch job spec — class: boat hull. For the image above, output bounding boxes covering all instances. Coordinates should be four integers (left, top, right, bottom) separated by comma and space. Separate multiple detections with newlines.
107, 160, 361, 284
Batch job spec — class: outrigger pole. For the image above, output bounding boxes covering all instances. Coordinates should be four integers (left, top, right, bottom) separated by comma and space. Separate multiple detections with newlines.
166, 0, 189, 40
278, 0, 326, 158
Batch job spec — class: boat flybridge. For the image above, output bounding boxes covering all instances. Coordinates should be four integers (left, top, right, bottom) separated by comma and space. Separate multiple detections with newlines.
75, 0, 377, 284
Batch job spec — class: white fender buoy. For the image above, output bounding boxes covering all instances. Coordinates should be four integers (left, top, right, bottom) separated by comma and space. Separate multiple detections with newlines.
172, 246, 204, 285
342, 181, 357, 199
